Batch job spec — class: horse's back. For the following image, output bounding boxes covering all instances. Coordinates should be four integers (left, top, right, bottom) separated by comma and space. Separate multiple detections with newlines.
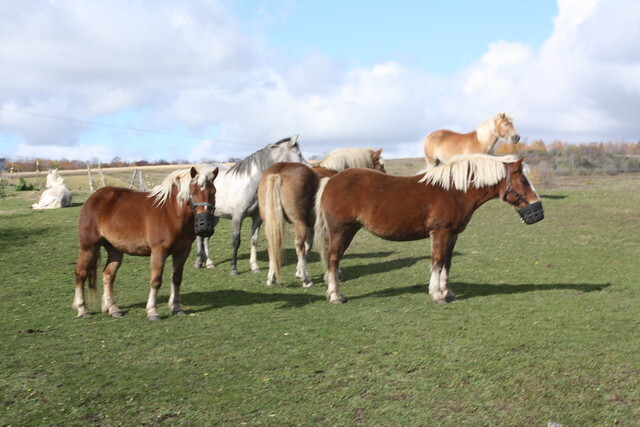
259, 162, 320, 223
321, 169, 444, 241
424, 129, 478, 165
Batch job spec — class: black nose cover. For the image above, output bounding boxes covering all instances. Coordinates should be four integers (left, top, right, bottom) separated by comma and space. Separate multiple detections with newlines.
518, 201, 544, 225
194, 212, 216, 237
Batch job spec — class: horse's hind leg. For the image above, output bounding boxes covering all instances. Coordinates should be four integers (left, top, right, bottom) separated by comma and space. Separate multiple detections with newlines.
325, 225, 358, 303
428, 230, 456, 303
146, 249, 168, 321
249, 214, 262, 273
73, 247, 99, 318
102, 246, 124, 317
294, 221, 313, 287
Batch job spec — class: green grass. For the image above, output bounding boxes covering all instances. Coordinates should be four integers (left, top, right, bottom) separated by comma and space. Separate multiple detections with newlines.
1, 170, 639, 425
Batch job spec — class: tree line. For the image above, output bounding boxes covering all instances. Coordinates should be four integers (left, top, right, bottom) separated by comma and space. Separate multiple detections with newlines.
3, 141, 640, 175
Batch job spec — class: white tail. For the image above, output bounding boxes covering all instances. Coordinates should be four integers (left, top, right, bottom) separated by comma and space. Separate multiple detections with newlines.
313, 177, 331, 269
263, 174, 285, 283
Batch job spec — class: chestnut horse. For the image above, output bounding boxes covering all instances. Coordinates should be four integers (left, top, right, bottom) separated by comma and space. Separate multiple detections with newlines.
258, 148, 384, 287
423, 113, 520, 169
73, 165, 219, 321
314, 154, 543, 304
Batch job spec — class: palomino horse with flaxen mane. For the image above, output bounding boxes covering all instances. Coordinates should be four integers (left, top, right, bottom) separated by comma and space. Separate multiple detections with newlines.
314, 154, 544, 304
258, 147, 385, 287
31, 169, 73, 209
73, 165, 218, 321
423, 113, 520, 169
194, 135, 306, 275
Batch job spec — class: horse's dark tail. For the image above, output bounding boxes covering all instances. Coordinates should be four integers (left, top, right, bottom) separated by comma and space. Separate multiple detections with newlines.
313, 177, 330, 270
263, 174, 285, 283
87, 251, 100, 303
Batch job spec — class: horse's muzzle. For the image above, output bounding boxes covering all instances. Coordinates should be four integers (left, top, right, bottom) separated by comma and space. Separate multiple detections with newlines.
511, 134, 521, 143
194, 212, 216, 237
517, 201, 544, 225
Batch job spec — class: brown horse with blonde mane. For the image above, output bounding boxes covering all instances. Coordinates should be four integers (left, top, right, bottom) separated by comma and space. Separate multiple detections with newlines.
73, 165, 218, 321
314, 154, 543, 304
423, 113, 520, 169
258, 148, 384, 287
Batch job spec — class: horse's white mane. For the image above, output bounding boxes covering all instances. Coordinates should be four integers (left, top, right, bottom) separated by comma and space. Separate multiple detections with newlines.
419, 153, 519, 192
317, 148, 378, 171
148, 165, 217, 207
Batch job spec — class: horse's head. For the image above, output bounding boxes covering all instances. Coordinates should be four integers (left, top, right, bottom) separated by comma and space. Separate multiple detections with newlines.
371, 148, 386, 173
495, 113, 520, 144
46, 169, 64, 188
189, 166, 219, 237
501, 158, 544, 224
269, 135, 306, 164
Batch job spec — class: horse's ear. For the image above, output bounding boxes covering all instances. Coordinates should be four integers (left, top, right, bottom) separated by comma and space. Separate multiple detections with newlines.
288, 135, 299, 147
510, 157, 524, 172
374, 148, 383, 157
211, 167, 219, 180
190, 166, 197, 179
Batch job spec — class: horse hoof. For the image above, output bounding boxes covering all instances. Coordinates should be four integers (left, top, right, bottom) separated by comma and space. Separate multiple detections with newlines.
445, 295, 456, 303
302, 281, 313, 288
147, 315, 161, 322
173, 310, 186, 316
110, 311, 123, 318
328, 295, 346, 304
252, 268, 262, 274
78, 312, 92, 318
230, 270, 239, 276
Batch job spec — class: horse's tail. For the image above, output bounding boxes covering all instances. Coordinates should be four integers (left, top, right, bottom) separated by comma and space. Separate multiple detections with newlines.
313, 177, 330, 270
87, 250, 100, 303
263, 174, 285, 283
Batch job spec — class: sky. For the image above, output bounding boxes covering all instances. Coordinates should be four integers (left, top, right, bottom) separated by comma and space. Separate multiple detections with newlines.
1, 0, 639, 163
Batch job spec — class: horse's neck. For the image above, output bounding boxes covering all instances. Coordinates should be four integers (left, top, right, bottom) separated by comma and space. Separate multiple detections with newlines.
474, 121, 499, 152
467, 182, 501, 209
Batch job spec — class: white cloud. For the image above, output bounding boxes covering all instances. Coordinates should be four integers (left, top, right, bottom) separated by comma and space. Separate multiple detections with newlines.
2, 0, 640, 162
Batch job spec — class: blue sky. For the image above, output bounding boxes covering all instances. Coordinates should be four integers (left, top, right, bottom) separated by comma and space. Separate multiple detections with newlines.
1, 0, 638, 163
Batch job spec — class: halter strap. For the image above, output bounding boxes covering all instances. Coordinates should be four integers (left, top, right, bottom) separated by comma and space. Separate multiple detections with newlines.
189, 198, 215, 211
502, 165, 529, 205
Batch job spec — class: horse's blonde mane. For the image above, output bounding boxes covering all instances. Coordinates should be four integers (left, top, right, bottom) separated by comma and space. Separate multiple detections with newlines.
419, 153, 519, 192
148, 165, 217, 207
317, 148, 376, 171
476, 112, 515, 140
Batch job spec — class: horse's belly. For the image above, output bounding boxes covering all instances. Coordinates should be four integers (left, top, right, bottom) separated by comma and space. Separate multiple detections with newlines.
101, 233, 152, 256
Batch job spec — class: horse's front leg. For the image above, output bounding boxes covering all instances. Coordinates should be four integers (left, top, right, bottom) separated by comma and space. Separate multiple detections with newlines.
147, 249, 168, 321
168, 248, 190, 316
194, 236, 215, 269
230, 216, 243, 275
428, 230, 456, 303
249, 214, 262, 273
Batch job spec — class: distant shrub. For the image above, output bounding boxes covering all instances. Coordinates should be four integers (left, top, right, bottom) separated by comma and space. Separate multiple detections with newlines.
15, 178, 35, 191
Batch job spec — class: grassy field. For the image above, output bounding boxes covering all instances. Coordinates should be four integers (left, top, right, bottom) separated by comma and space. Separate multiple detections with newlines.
1, 162, 639, 425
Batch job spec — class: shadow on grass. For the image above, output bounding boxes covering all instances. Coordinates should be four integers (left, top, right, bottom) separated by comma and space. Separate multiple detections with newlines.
541, 194, 567, 200
0, 225, 51, 251
120, 289, 325, 314
452, 281, 610, 299
348, 281, 609, 302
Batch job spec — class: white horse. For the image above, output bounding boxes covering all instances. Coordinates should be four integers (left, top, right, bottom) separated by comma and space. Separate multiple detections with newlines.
31, 169, 73, 209
194, 136, 306, 275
